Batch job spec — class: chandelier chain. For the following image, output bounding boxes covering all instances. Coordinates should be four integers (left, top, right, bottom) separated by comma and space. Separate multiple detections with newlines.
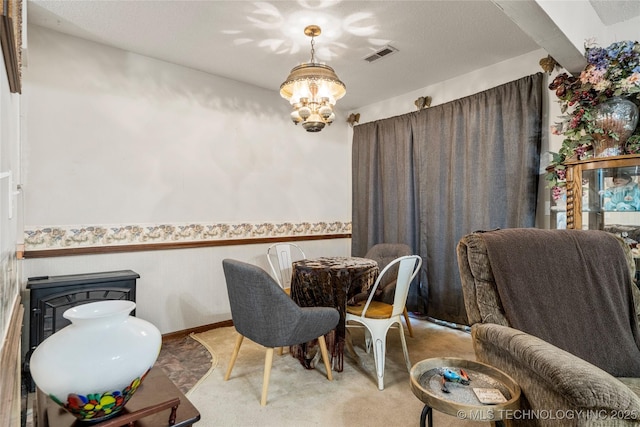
310, 36, 316, 63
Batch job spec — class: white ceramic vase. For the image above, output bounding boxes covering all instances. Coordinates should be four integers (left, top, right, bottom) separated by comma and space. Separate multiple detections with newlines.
29, 300, 162, 423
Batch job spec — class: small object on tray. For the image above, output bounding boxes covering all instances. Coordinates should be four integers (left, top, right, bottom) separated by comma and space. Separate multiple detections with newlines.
440, 376, 449, 393
473, 387, 508, 404
440, 368, 470, 385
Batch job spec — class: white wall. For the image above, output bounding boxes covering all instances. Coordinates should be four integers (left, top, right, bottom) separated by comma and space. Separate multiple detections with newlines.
22, 26, 350, 227
0, 7, 23, 423
21, 26, 352, 334
0, 27, 21, 346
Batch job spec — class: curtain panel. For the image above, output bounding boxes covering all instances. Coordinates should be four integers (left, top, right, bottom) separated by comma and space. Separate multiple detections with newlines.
352, 73, 543, 324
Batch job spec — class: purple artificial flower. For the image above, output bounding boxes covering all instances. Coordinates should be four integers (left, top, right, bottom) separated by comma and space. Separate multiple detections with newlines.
586, 47, 608, 69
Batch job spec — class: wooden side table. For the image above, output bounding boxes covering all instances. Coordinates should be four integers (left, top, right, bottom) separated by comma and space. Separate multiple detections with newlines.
410, 357, 520, 427
37, 368, 200, 427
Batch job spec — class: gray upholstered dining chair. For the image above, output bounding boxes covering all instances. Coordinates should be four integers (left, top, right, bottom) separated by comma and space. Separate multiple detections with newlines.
359, 243, 416, 336
222, 259, 339, 406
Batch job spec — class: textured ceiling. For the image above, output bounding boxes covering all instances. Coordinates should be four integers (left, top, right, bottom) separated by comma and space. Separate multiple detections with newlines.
589, 0, 640, 25
24, 1, 559, 110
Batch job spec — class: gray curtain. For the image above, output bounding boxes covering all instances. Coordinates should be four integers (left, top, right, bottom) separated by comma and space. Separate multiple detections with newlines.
352, 73, 543, 325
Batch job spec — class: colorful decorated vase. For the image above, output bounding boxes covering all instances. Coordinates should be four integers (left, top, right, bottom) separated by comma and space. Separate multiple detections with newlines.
29, 300, 161, 423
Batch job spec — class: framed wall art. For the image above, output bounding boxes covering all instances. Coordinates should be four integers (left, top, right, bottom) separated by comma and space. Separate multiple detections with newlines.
0, 0, 21, 93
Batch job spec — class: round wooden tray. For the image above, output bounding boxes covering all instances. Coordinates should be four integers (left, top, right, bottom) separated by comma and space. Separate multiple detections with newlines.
410, 357, 521, 421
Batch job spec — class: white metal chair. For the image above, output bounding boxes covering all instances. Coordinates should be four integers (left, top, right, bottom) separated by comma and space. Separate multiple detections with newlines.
267, 242, 307, 355
346, 255, 422, 390
364, 243, 416, 337
266, 243, 306, 295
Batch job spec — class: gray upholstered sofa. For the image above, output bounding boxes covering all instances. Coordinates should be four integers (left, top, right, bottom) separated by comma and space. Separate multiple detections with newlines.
457, 228, 640, 426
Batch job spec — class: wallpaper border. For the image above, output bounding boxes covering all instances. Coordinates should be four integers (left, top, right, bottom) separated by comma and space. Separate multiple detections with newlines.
24, 221, 352, 250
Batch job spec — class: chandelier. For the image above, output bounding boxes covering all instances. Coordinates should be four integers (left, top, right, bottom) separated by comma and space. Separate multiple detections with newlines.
280, 25, 346, 132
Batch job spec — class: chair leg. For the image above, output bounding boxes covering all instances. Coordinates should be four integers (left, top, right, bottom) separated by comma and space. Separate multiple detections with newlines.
344, 329, 360, 363
261, 348, 275, 406
364, 329, 372, 353
372, 333, 386, 391
398, 322, 412, 372
403, 307, 414, 338
224, 333, 244, 381
317, 335, 333, 381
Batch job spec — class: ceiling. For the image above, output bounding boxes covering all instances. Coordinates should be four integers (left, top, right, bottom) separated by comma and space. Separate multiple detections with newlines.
589, 0, 640, 25
24, 1, 634, 111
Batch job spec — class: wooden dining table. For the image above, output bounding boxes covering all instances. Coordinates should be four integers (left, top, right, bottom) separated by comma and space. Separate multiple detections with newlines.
290, 256, 379, 372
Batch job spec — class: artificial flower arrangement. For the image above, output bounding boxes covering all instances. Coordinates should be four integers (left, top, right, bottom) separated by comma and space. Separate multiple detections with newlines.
546, 39, 640, 198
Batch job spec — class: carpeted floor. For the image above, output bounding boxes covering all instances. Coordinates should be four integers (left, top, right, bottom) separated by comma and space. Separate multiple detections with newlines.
183, 318, 491, 427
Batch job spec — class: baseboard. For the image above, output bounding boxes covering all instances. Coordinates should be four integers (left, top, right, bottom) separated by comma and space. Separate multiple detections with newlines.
161, 319, 233, 342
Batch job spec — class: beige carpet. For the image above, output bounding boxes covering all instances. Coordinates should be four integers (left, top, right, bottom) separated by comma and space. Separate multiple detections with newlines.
188, 318, 490, 427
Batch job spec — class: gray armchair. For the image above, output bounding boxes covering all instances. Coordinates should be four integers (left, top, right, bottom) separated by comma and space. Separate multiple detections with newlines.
457, 228, 640, 426
222, 259, 339, 406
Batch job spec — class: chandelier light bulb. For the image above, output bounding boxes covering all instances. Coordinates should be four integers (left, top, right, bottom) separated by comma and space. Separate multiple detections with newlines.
319, 105, 333, 120
298, 106, 311, 119
290, 110, 302, 124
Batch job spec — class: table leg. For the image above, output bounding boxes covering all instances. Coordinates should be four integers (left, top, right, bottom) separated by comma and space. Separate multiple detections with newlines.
344, 329, 361, 363
420, 405, 432, 427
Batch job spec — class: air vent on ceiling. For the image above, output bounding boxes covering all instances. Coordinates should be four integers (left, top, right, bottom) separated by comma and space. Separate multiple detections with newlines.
363, 45, 398, 63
